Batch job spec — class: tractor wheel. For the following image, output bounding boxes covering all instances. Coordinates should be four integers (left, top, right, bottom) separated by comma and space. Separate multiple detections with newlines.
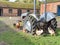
23, 15, 37, 34
50, 18, 57, 31
47, 18, 57, 32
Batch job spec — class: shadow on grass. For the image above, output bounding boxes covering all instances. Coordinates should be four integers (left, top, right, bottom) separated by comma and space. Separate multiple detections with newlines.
0, 20, 35, 45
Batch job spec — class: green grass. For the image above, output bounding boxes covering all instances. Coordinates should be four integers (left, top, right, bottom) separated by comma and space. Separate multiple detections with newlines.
0, 28, 60, 45
0, 30, 34, 45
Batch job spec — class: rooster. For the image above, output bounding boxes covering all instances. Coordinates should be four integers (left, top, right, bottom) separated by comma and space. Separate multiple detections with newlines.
13, 21, 20, 30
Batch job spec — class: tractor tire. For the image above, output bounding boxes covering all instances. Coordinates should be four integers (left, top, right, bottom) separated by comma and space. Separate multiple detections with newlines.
48, 18, 57, 31
50, 18, 57, 31
23, 15, 37, 34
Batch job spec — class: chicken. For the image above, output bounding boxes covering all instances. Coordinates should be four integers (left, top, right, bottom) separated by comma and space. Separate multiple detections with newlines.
48, 27, 55, 36
13, 21, 20, 30
36, 29, 43, 36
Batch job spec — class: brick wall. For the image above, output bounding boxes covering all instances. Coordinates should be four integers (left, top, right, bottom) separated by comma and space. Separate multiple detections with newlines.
40, 2, 60, 15
3, 8, 18, 16
30, 10, 33, 13
2, 8, 39, 16
12, 9, 18, 16
22, 9, 27, 13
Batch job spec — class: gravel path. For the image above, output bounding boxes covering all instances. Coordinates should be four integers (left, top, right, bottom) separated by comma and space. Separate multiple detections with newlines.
0, 41, 8, 45
0, 17, 21, 33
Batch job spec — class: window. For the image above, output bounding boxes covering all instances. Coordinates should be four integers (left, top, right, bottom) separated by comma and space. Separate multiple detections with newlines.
27, 10, 30, 12
37, 10, 39, 14
9, 8, 12, 14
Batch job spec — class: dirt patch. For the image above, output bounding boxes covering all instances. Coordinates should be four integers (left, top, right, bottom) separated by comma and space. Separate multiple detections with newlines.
0, 41, 8, 45
0, 17, 22, 33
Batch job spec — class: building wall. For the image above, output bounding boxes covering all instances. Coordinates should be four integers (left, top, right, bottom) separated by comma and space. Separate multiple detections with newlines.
2, 8, 39, 16
3, 8, 8, 16
30, 10, 33, 13
40, 2, 60, 15
22, 9, 27, 13
22, 9, 34, 13
3, 8, 18, 16
12, 9, 18, 16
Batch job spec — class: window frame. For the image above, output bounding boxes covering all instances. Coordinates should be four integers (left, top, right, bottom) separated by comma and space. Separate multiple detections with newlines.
9, 8, 12, 14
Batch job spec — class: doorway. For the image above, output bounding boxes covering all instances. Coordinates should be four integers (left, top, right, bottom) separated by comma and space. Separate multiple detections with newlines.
57, 5, 60, 16
18, 9, 22, 16
0, 8, 3, 16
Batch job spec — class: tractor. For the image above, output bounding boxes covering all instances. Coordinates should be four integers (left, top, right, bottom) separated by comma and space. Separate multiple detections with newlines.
21, 12, 57, 36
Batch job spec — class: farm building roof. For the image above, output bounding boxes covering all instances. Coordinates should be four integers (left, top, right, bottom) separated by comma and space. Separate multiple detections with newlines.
0, 1, 40, 9
47, 0, 60, 3
40, 0, 60, 3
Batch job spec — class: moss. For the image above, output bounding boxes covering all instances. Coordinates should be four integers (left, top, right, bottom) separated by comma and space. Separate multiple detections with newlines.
0, 1, 40, 9
47, 0, 60, 3
41, 0, 60, 4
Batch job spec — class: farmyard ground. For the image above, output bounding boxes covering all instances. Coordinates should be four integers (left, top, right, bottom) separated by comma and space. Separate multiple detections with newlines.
0, 17, 60, 45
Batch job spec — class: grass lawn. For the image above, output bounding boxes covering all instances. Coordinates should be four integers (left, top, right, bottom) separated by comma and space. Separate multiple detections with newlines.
0, 17, 60, 45
0, 28, 60, 45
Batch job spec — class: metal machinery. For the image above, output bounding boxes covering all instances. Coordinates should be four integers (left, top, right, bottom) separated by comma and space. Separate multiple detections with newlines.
21, 12, 57, 35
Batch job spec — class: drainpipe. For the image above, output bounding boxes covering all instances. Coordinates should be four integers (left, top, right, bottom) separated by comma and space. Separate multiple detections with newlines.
34, 0, 36, 15
44, 0, 47, 22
